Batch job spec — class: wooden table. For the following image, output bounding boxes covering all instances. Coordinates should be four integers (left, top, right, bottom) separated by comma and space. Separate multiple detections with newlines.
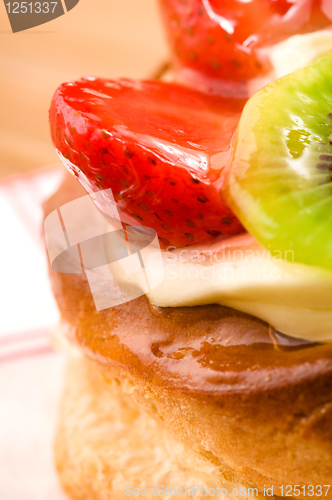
0, 0, 168, 177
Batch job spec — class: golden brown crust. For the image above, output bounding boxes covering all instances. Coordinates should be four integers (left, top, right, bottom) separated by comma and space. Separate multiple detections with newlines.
46, 174, 332, 495
56, 354, 258, 500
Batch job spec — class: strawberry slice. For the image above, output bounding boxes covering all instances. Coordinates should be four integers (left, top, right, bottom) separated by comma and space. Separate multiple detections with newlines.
50, 78, 245, 247
159, 0, 332, 84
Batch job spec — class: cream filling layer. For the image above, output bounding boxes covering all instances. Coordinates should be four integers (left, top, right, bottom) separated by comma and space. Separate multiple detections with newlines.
109, 233, 332, 343
249, 28, 332, 94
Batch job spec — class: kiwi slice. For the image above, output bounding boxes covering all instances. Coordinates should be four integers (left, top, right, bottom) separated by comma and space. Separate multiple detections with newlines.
226, 51, 332, 271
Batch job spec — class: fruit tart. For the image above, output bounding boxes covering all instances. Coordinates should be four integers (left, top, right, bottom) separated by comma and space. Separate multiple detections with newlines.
44, 2, 332, 499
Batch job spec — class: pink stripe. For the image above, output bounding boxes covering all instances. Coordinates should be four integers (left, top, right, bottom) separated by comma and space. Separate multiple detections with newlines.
0, 328, 50, 346
0, 345, 56, 364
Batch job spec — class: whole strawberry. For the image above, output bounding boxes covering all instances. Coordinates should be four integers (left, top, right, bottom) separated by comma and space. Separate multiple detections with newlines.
159, 0, 332, 84
50, 78, 245, 247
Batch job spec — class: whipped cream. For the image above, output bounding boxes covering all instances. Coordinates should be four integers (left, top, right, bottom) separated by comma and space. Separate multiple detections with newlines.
248, 27, 332, 94
108, 233, 332, 343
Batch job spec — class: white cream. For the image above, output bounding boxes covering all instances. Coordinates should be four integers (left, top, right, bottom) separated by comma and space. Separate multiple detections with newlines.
108, 233, 332, 343
270, 28, 332, 78
249, 28, 332, 94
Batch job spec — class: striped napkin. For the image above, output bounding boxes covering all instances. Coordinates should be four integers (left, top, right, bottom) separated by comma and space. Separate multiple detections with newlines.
0, 166, 69, 499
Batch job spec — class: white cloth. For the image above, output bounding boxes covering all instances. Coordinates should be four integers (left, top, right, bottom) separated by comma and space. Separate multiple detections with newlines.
0, 166, 68, 499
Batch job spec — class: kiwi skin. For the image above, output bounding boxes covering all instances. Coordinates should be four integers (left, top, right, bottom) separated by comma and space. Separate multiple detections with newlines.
226, 51, 332, 272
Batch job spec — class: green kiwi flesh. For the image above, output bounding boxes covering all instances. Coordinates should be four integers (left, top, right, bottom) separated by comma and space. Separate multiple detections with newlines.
226, 52, 332, 271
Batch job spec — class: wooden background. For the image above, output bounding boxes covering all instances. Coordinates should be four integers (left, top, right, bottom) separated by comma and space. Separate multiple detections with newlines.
0, 0, 168, 178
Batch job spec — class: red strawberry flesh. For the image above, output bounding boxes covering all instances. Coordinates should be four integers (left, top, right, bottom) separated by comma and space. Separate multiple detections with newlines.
50, 78, 245, 247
